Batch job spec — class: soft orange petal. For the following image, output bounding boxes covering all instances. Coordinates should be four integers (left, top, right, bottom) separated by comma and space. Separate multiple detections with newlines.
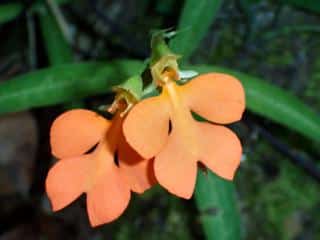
181, 73, 245, 124
86, 165, 131, 227
50, 109, 109, 159
45, 155, 91, 211
154, 131, 197, 199
118, 136, 156, 193
198, 122, 242, 180
123, 96, 170, 159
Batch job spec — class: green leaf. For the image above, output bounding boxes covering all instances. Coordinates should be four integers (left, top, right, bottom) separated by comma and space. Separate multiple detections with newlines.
191, 64, 320, 143
38, 5, 80, 109
195, 171, 241, 240
281, 0, 320, 13
0, 61, 143, 115
169, 0, 223, 60
116, 75, 143, 100
0, 3, 23, 24
0, 0, 71, 24
1, 60, 319, 144
38, 7, 73, 65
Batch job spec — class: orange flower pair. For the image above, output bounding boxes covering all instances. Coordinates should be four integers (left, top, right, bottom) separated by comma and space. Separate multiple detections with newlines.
46, 109, 155, 226
45, 58, 245, 226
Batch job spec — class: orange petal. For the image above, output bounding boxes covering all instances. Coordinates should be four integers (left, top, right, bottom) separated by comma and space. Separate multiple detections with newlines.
86, 164, 131, 227
154, 131, 197, 199
118, 136, 156, 193
181, 73, 245, 124
50, 109, 109, 159
123, 96, 170, 159
45, 155, 91, 211
198, 122, 242, 180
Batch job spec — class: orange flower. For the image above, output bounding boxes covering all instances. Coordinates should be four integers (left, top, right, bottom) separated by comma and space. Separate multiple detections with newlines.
123, 72, 245, 199
46, 109, 155, 227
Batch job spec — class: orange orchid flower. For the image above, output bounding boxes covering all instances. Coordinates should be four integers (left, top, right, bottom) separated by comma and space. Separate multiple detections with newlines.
46, 109, 155, 227
123, 72, 245, 199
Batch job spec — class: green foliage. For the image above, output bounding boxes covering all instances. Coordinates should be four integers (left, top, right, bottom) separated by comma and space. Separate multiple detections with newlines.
169, 0, 223, 60
38, 8, 73, 65
110, 187, 193, 240
0, 61, 320, 141
0, 0, 70, 24
0, 61, 143, 114
282, 0, 320, 13
195, 171, 241, 240
38, 5, 85, 109
1, 60, 318, 142
238, 141, 320, 239
0, 3, 23, 24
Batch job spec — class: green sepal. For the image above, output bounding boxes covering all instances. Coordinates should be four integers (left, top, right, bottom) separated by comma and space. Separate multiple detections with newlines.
150, 29, 179, 66
113, 75, 143, 100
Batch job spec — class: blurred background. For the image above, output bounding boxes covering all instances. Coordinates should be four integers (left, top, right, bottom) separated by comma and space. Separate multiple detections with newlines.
0, 0, 319, 239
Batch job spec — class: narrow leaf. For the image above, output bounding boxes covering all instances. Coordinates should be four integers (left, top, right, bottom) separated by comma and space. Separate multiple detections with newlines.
195, 171, 241, 240
1, 60, 319, 144
0, 3, 22, 24
0, 61, 143, 115
0, 0, 71, 24
169, 0, 223, 60
38, 7, 73, 65
281, 0, 320, 13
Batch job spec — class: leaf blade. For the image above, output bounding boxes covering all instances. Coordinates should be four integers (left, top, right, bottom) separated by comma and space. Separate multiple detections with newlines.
1, 60, 319, 144
281, 0, 320, 13
0, 61, 143, 115
169, 0, 223, 60
0, 3, 23, 24
195, 171, 241, 240
38, 7, 73, 65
